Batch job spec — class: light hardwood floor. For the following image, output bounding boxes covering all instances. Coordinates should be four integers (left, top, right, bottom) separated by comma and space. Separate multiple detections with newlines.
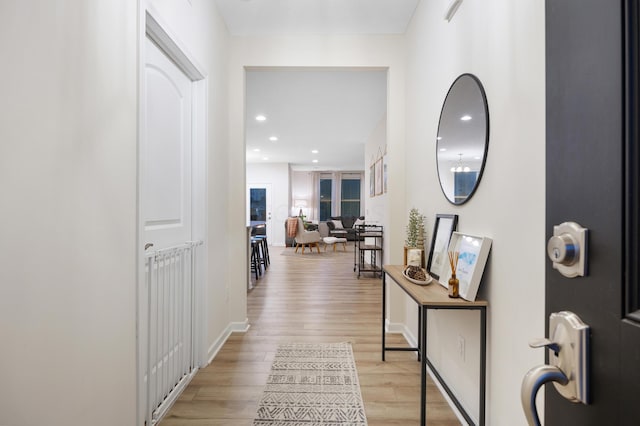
159, 244, 461, 425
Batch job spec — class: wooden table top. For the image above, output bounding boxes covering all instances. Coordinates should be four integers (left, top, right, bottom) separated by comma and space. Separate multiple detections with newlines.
383, 265, 488, 307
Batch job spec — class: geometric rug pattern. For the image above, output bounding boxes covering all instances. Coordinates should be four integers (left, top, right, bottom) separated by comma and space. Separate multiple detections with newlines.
253, 342, 368, 425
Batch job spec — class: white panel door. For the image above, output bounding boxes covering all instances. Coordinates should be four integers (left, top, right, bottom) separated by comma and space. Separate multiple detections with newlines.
140, 36, 195, 424
143, 37, 192, 249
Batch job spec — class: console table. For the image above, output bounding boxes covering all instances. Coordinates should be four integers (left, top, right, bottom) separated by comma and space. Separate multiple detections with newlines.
382, 265, 487, 426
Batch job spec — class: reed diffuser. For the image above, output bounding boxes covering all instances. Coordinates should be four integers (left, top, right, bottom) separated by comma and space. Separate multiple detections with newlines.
447, 251, 460, 298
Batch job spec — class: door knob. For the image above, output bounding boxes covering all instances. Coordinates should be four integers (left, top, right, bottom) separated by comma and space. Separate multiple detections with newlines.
521, 311, 590, 425
547, 222, 588, 277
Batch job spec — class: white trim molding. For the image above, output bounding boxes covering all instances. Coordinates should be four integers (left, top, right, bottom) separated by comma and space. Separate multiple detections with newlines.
207, 319, 251, 365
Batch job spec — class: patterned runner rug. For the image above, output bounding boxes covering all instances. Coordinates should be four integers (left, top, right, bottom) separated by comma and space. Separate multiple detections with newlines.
253, 342, 368, 425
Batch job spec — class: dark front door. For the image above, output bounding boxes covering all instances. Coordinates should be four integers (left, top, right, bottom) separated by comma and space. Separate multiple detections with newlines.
545, 0, 640, 424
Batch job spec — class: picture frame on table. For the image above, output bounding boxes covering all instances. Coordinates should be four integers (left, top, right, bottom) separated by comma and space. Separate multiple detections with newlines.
426, 214, 458, 280
440, 232, 493, 302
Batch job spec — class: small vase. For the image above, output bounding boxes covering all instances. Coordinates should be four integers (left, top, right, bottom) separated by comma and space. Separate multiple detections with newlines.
448, 273, 459, 298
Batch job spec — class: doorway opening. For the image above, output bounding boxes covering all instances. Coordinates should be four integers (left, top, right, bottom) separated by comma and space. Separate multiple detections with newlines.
244, 67, 388, 247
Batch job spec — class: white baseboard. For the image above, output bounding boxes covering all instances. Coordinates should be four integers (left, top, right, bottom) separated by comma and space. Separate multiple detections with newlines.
385, 319, 468, 426
385, 318, 418, 346
207, 318, 250, 365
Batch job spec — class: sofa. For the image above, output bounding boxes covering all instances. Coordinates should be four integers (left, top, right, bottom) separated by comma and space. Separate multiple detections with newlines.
325, 216, 365, 241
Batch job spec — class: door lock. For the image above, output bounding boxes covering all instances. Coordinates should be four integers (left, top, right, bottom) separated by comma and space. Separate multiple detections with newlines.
547, 221, 588, 277
521, 311, 590, 425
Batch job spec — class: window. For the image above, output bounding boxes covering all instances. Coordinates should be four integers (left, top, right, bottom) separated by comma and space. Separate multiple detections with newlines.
250, 188, 266, 221
341, 178, 361, 217
319, 178, 332, 221
316, 172, 363, 221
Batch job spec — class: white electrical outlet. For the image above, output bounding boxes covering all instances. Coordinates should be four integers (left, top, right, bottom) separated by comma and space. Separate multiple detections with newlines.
457, 335, 465, 362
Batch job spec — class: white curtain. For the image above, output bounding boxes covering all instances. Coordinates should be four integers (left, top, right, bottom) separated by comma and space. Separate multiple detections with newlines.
311, 172, 321, 220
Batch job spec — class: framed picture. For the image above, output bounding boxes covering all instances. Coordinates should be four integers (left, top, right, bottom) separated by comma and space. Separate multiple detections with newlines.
369, 164, 375, 197
440, 232, 493, 301
383, 154, 388, 193
426, 214, 458, 280
375, 158, 383, 195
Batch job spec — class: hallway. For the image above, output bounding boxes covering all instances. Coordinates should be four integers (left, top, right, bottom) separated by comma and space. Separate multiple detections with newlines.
159, 245, 460, 425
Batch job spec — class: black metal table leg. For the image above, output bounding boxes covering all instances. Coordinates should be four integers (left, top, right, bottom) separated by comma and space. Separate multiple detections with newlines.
382, 272, 386, 361
420, 305, 427, 426
480, 306, 487, 425
417, 306, 422, 362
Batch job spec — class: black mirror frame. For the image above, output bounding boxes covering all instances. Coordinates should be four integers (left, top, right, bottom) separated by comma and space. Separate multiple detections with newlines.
435, 73, 490, 205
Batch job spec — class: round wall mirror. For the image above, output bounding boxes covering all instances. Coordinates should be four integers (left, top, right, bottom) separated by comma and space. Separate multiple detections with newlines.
436, 74, 489, 204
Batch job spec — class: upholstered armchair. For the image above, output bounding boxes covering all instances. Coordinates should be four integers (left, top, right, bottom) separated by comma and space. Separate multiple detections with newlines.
293, 217, 321, 253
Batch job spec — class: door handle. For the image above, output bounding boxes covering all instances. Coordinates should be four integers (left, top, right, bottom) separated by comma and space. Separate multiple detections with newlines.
145, 243, 154, 250
522, 365, 568, 426
521, 311, 590, 425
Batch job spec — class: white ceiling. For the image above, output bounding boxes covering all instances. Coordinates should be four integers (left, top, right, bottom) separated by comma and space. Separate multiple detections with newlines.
217, 0, 419, 171
245, 69, 387, 171
215, 0, 420, 36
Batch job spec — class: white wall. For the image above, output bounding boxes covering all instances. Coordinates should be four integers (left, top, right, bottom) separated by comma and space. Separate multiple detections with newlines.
365, 114, 388, 225
0, 1, 232, 424
0, 2, 138, 424
403, 0, 545, 424
247, 162, 290, 246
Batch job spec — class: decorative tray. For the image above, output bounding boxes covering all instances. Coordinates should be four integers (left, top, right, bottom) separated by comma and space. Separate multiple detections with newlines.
402, 267, 433, 286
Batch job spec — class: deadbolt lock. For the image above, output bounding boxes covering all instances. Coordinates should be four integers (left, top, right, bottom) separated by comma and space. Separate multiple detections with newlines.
547, 222, 588, 278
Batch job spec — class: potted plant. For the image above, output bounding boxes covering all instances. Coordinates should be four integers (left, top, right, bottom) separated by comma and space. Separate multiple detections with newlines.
405, 208, 426, 266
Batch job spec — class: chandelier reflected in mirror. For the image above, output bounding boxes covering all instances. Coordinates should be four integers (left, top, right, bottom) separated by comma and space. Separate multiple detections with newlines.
450, 153, 471, 173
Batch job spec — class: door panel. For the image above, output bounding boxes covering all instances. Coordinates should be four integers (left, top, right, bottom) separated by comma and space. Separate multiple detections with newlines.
546, 0, 640, 423
140, 35, 196, 425
143, 37, 192, 249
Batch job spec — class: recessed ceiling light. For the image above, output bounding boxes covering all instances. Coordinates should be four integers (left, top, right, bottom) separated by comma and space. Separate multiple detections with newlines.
255, 115, 267, 122
312, 159, 318, 163
474, 156, 481, 160
440, 148, 447, 152
262, 157, 269, 161
437, 137, 443, 140
253, 148, 260, 152
311, 150, 319, 154
269, 136, 278, 141
460, 115, 472, 121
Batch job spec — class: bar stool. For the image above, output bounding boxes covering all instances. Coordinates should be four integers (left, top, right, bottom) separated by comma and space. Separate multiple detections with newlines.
250, 238, 262, 279
251, 235, 267, 272
254, 235, 270, 267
